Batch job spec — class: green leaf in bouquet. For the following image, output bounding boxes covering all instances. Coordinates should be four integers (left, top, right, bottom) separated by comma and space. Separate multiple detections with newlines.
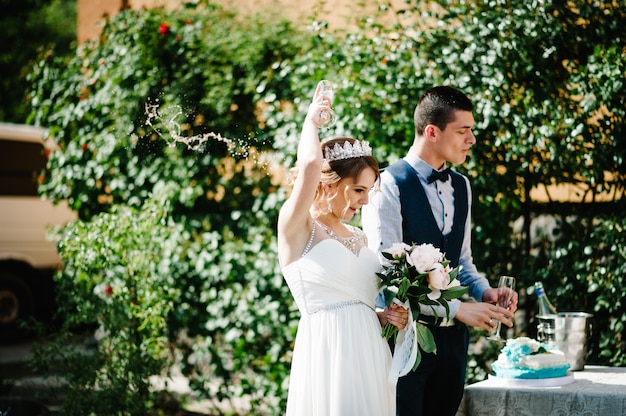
440, 285, 468, 300
397, 276, 411, 300
406, 282, 430, 298
383, 287, 398, 308
381, 251, 397, 261
408, 277, 429, 289
416, 321, 436, 355
412, 345, 423, 371
449, 267, 460, 280
377, 271, 392, 285
408, 298, 421, 315
409, 306, 421, 321
415, 296, 429, 307
408, 268, 421, 279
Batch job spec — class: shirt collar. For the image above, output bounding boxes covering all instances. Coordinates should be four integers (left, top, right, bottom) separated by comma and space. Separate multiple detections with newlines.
404, 150, 447, 182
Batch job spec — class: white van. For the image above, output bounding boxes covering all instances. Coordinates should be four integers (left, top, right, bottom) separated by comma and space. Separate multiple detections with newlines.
0, 122, 76, 342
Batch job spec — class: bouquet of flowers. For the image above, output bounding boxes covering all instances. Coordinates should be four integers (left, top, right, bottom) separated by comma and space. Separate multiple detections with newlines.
378, 242, 467, 368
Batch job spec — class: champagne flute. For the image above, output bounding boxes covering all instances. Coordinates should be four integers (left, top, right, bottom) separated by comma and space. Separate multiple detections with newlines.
317, 80, 337, 127
487, 275, 516, 342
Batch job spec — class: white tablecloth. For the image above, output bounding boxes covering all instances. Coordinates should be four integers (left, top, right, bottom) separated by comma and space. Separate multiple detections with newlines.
457, 366, 626, 416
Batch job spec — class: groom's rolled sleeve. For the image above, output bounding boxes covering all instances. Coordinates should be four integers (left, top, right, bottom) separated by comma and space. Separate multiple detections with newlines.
362, 172, 403, 255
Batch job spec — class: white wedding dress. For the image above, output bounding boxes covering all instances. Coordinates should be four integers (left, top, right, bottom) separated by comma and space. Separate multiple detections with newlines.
281, 231, 396, 416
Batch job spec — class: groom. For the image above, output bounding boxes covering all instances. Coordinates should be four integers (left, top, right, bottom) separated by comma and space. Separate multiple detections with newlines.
363, 86, 518, 416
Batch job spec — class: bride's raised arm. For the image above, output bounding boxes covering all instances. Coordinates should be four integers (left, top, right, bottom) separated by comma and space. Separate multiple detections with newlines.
277, 86, 330, 267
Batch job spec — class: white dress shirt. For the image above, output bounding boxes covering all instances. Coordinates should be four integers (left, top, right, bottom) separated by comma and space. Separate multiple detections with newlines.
362, 151, 491, 319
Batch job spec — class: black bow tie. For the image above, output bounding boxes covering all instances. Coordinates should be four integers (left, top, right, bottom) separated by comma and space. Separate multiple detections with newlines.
427, 168, 451, 184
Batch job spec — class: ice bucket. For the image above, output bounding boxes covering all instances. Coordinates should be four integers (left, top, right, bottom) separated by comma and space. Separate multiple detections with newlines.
537, 312, 592, 371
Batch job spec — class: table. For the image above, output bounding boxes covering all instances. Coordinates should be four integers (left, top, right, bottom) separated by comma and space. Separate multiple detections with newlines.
457, 366, 626, 416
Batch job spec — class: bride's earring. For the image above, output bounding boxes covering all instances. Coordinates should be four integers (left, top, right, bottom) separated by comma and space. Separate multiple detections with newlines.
327, 198, 333, 214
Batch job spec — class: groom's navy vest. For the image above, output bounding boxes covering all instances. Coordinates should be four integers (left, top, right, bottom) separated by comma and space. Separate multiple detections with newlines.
385, 160, 468, 267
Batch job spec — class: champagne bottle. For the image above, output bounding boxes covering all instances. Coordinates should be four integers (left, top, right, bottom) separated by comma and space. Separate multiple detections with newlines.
535, 281, 558, 316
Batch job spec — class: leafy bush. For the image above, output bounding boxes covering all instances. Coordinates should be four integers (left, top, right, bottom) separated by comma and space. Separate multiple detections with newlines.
0, 0, 76, 122
28, 2, 300, 413
30, 192, 183, 415
533, 212, 626, 367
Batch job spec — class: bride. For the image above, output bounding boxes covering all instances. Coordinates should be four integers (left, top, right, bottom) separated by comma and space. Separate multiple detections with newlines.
277, 84, 409, 415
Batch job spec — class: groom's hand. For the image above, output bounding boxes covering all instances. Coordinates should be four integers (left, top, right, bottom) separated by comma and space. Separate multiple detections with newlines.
456, 302, 515, 331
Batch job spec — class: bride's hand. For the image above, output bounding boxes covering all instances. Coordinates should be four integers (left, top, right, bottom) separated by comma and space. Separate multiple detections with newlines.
386, 303, 410, 330
305, 84, 332, 129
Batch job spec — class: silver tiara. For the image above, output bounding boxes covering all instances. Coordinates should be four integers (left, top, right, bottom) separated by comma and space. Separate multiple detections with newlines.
324, 140, 373, 162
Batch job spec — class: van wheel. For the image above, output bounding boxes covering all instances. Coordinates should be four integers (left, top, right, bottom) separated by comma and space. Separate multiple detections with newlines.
0, 271, 34, 342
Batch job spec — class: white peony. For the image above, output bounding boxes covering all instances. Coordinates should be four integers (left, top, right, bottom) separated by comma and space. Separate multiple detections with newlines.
407, 243, 443, 274
382, 242, 411, 260
427, 263, 460, 300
